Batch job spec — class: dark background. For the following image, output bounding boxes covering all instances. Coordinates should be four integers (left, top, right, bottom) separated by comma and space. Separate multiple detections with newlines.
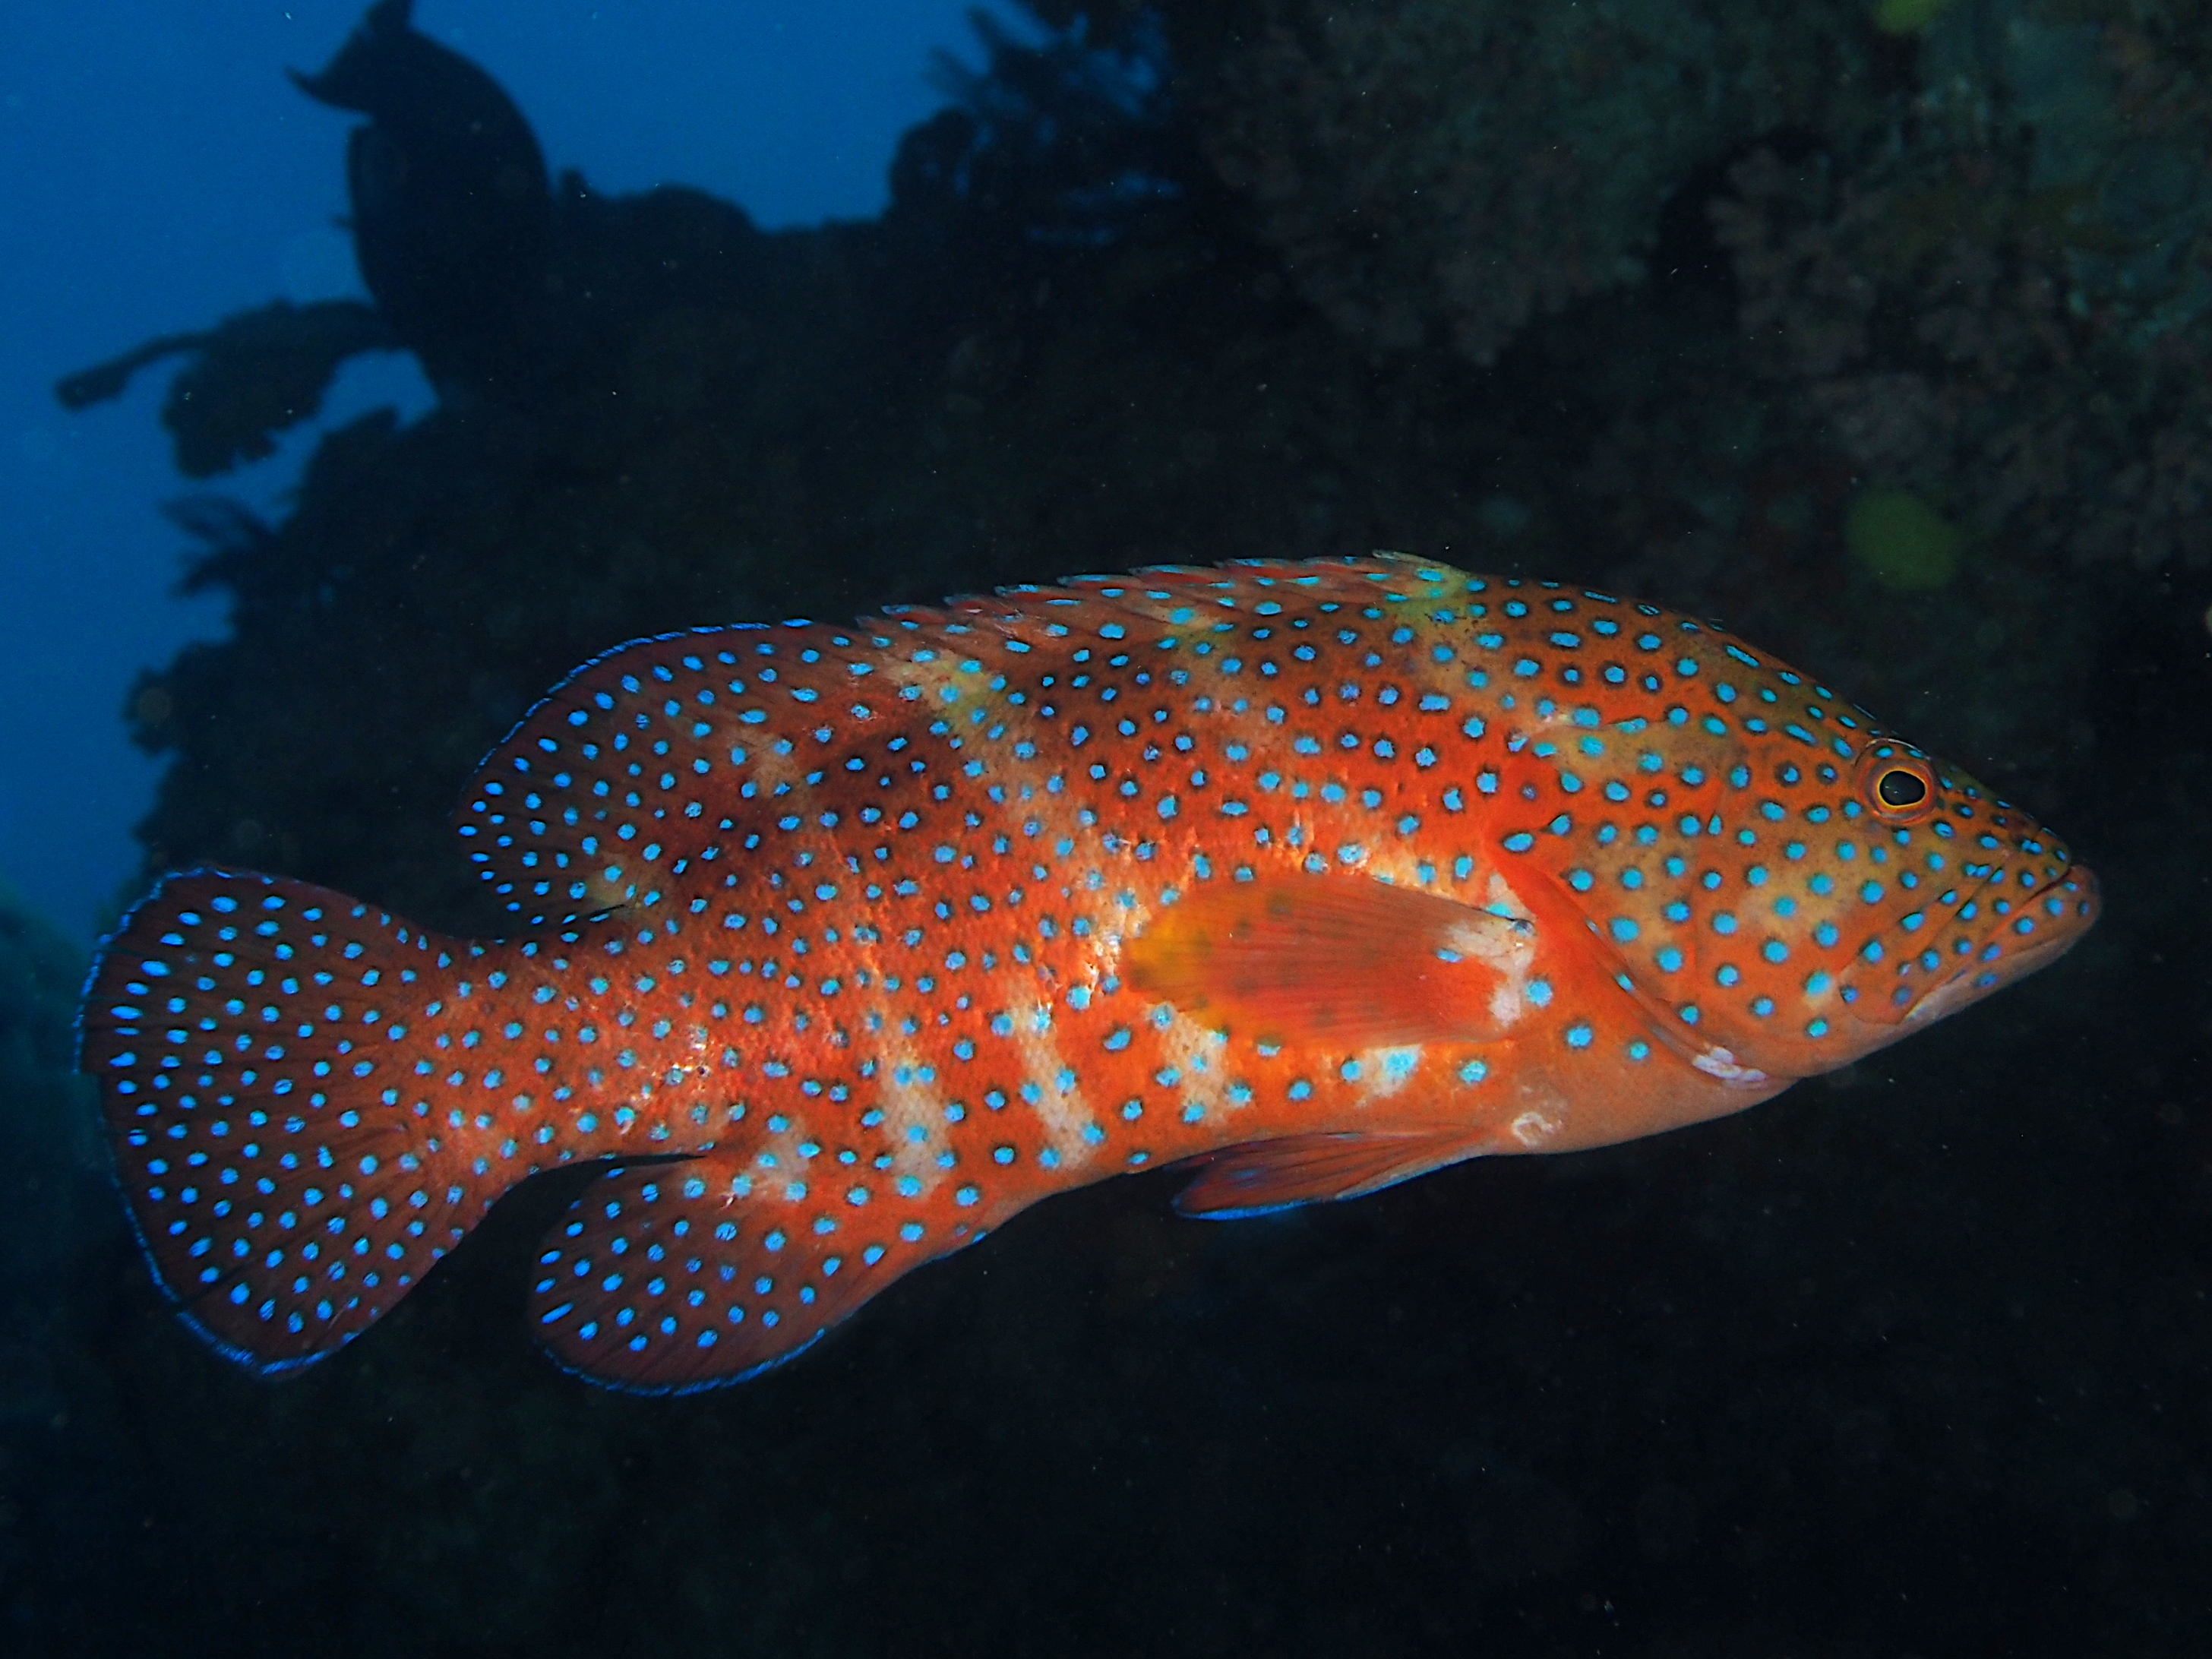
4, 2, 2209, 1652
0, 0, 980, 943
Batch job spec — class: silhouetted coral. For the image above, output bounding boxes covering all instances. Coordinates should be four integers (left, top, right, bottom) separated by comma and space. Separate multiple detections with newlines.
291, 0, 552, 392
1705, 2, 2212, 576
55, 299, 397, 478
0, 880, 103, 1427
1190, 0, 1887, 362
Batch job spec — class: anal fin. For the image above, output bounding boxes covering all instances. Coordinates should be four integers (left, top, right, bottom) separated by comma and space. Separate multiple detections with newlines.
1175, 1128, 1488, 1218
529, 1157, 971, 1392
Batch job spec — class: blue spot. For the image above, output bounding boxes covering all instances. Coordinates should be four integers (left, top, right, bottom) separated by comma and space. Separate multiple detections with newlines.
1609, 918, 1638, 943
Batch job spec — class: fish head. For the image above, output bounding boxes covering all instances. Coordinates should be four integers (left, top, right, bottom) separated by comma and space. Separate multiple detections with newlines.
1814, 738, 2100, 1052
1512, 626, 2098, 1085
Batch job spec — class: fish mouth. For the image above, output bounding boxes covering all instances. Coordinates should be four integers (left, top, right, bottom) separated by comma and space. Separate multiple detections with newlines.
1899, 861, 2100, 1029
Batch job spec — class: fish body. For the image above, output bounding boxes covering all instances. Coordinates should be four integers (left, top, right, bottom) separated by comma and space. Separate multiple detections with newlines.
79, 556, 2098, 1391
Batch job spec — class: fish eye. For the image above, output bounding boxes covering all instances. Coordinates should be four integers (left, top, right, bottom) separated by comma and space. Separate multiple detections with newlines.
1856, 749, 1938, 823
1876, 769, 1927, 808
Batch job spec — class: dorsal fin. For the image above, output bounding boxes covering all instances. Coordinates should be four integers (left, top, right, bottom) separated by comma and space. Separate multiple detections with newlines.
946, 554, 1457, 638
451, 558, 1479, 926
1055, 553, 1453, 614
452, 615, 965, 926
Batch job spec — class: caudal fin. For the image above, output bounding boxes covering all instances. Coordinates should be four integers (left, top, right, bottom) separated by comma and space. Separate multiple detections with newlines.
78, 869, 505, 1373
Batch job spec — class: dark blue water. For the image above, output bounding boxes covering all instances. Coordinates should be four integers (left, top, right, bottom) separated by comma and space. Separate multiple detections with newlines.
6, 3, 2209, 1652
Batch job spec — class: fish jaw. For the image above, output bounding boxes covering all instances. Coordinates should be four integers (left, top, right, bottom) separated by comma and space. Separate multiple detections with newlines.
1895, 861, 2100, 1033
1748, 858, 2097, 1076
1553, 833, 2101, 1085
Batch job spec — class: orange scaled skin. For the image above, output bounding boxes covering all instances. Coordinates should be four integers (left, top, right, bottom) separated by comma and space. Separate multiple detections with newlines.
81, 556, 2097, 1392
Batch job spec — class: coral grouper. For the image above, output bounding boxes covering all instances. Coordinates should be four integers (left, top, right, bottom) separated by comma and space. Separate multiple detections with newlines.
79, 556, 2098, 1392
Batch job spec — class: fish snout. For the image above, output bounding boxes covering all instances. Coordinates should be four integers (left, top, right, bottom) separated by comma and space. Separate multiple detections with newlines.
1901, 860, 2100, 1029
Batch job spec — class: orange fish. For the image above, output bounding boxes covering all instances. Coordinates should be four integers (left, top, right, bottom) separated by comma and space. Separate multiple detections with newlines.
78, 556, 2098, 1392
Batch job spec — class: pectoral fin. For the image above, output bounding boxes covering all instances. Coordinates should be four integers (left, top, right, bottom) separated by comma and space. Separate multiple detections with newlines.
1124, 872, 1529, 1048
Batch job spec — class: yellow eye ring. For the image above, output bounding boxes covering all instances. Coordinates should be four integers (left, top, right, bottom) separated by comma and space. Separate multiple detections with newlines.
1876, 768, 1927, 807
1857, 747, 1938, 823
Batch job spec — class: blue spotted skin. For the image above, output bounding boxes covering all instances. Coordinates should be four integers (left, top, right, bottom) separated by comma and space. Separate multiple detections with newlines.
78, 555, 2098, 1392
1456, 602, 2101, 1082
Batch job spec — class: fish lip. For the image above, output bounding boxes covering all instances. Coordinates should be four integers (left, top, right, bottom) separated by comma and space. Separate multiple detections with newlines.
1898, 860, 2100, 1029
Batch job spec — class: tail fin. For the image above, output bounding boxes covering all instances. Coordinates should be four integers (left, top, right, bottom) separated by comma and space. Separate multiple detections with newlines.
78, 869, 508, 1373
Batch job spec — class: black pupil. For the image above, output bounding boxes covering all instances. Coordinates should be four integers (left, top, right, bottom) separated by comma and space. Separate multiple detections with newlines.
1877, 769, 1928, 807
